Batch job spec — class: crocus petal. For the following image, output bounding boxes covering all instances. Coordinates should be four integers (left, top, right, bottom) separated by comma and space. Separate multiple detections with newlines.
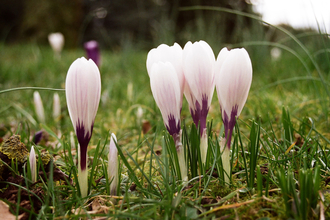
65, 57, 101, 149
146, 43, 185, 106
29, 146, 37, 183
84, 40, 100, 66
183, 40, 215, 133
108, 133, 118, 195
149, 61, 181, 136
33, 91, 45, 123
216, 48, 252, 121
183, 40, 215, 108
215, 47, 252, 147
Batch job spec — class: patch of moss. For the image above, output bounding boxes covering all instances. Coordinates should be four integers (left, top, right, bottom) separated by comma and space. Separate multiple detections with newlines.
0, 135, 29, 163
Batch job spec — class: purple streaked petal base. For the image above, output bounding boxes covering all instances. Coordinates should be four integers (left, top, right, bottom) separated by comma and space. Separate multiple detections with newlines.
190, 94, 209, 136
165, 114, 180, 137
76, 119, 94, 170
223, 105, 238, 149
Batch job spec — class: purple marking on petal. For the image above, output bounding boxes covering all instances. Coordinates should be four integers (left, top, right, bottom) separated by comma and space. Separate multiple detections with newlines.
223, 105, 238, 149
199, 94, 209, 135
191, 94, 209, 136
165, 114, 180, 136
76, 119, 94, 170
190, 107, 200, 128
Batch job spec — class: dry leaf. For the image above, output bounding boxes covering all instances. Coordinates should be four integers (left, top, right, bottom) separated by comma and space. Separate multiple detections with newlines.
0, 200, 24, 220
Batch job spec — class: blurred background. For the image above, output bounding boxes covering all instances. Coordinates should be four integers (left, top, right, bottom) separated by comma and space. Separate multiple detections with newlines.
0, 0, 267, 50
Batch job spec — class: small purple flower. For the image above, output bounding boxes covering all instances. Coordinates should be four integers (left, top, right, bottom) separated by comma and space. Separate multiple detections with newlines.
33, 130, 43, 145
84, 40, 100, 66
65, 57, 101, 197
215, 47, 252, 148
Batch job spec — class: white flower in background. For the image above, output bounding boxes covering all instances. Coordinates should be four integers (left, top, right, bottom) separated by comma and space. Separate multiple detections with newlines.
48, 32, 64, 58
65, 57, 101, 197
182, 40, 215, 164
33, 91, 45, 123
215, 47, 252, 184
53, 92, 61, 121
29, 146, 37, 183
270, 47, 282, 61
108, 133, 118, 195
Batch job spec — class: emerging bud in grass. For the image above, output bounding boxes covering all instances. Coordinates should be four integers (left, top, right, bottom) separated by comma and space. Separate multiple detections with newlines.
215, 47, 252, 149
84, 40, 100, 66
108, 133, 118, 195
53, 93, 61, 121
29, 146, 37, 182
136, 106, 143, 125
48, 32, 64, 59
148, 61, 187, 181
146, 43, 185, 108
33, 91, 45, 123
183, 40, 215, 164
65, 57, 101, 197
33, 130, 43, 145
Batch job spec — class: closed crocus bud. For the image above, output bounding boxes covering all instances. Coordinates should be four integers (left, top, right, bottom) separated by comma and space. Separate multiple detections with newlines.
48, 32, 64, 58
108, 133, 118, 196
53, 93, 61, 121
146, 43, 185, 107
215, 47, 252, 149
215, 47, 252, 185
183, 40, 215, 164
33, 91, 45, 123
65, 57, 101, 197
149, 61, 187, 181
29, 146, 37, 183
84, 40, 100, 66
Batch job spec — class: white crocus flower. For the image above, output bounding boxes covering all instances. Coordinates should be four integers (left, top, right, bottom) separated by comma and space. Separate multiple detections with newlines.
65, 57, 101, 197
148, 61, 187, 181
183, 40, 215, 164
215, 47, 252, 184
